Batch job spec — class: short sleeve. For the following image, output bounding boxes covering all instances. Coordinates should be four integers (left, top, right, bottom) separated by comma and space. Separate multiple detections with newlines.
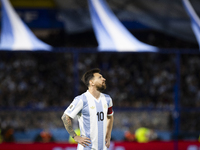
64, 97, 83, 119
107, 96, 114, 116
108, 97, 113, 108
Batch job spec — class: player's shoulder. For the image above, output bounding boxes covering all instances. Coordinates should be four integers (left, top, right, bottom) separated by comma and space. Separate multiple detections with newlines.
101, 93, 112, 99
74, 92, 87, 101
74, 93, 84, 100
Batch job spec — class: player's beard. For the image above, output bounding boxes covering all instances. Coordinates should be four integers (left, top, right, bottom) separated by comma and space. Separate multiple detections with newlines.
96, 83, 106, 92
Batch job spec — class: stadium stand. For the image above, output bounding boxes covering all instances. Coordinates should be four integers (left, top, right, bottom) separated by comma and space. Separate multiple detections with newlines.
0, 52, 199, 142
0, 0, 200, 144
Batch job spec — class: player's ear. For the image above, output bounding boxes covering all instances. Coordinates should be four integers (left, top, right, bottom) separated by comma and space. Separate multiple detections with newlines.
89, 79, 94, 86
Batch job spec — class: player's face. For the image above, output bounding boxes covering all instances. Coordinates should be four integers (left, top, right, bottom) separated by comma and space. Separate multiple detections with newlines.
92, 73, 106, 92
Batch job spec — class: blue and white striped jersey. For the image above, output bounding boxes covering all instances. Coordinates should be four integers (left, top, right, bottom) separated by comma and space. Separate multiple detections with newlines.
64, 90, 114, 150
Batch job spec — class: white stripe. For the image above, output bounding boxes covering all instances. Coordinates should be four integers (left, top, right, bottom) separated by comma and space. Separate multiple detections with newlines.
101, 95, 107, 150
3, 0, 32, 50
87, 96, 98, 149
77, 116, 84, 150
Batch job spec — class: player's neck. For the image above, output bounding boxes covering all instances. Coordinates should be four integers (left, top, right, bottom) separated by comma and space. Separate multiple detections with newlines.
88, 88, 100, 100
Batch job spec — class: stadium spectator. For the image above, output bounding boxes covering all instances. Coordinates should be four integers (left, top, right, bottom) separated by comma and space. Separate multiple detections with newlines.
1, 126, 15, 143
135, 127, 158, 143
34, 130, 55, 143
124, 130, 135, 142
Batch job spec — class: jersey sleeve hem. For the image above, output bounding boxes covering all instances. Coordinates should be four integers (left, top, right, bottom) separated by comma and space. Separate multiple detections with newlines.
107, 111, 114, 116
64, 111, 76, 119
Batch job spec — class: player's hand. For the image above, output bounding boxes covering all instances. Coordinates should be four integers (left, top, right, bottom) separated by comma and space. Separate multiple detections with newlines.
105, 138, 111, 148
74, 136, 91, 147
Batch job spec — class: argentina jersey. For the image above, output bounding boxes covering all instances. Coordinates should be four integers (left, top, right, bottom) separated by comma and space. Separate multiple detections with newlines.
64, 90, 114, 150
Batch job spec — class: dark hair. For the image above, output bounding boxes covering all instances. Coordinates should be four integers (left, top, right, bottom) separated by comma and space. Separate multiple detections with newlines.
81, 68, 101, 87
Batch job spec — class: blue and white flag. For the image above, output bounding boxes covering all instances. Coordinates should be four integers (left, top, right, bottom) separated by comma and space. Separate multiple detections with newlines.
0, 0, 52, 51
88, 0, 157, 52
182, 0, 200, 49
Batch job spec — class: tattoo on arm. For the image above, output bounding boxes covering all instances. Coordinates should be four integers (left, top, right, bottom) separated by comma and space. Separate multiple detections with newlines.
61, 114, 77, 138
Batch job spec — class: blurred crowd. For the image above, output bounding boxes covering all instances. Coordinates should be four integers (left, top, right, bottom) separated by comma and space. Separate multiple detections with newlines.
0, 51, 200, 141
0, 52, 177, 108
0, 110, 169, 142
0, 52, 74, 108
78, 53, 176, 108
181, 55, 200, 108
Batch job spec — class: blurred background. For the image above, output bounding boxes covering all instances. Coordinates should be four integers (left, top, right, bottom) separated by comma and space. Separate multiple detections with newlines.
0, 0, 200, 150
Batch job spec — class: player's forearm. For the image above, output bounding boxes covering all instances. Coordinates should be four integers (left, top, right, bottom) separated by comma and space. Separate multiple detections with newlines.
61, 114, 77, 138
106, 115, 114, 139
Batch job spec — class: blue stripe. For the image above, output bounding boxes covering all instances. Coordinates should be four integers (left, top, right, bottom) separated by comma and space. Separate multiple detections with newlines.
95, 100, 104, 150
82, 94, 92, 150
0, 0, 14, 49
104, 94, 111, 108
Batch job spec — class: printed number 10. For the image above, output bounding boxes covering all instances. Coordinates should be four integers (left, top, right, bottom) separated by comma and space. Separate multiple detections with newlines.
97, 112, 104, 121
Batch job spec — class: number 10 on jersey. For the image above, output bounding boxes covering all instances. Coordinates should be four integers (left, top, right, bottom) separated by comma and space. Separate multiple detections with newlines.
97, 112, 104, 121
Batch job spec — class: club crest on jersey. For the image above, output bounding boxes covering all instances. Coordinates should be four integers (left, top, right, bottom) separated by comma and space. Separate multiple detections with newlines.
68, 104, 74, 110
90, 106, 95, 109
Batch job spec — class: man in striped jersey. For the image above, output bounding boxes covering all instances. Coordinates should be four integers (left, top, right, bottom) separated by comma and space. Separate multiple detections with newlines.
61, 68, 114, 150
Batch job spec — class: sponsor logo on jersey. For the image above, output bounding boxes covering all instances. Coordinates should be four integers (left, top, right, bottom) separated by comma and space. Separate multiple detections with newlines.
90, 106, 95, 109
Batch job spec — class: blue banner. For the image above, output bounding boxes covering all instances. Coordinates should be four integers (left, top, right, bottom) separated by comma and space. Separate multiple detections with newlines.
0, 8, 64, 29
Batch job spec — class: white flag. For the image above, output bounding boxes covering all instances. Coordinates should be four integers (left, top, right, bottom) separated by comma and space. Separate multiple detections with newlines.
88, 0, 157, 52
0, 0, 52, 51
182, 0, 200, 49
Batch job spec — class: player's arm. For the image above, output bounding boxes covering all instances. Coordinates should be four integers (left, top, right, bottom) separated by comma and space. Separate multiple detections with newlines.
105, 114, 114, 148
61, 113, 91, 147
61, 113, 77, 139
